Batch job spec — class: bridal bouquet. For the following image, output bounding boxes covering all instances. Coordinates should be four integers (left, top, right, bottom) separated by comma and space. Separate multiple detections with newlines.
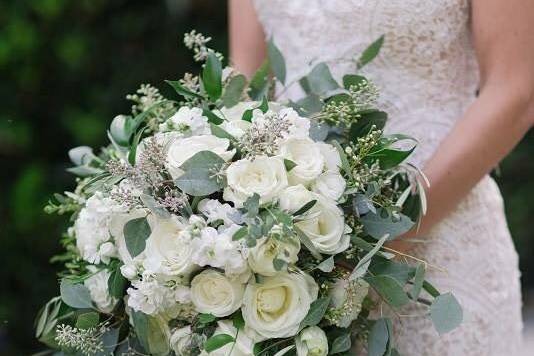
35, 32, 462, 356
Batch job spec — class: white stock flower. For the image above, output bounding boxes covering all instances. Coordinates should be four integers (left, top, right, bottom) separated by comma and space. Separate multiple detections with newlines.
159, 106, 210, 136
224, 156, 288, 207
126, 274, 176, 315
170, 325, 193, 356
143, 216, 197, 279
311, 171, 346, 201
279, 138, 324, 185
248, 236, 300, 276
74, 192, 125, 265
295, 194, 349, 254
295, 326, 329, 356
84, 267, 117, 313
278, 184, 314, 214
242, 272, 318, 339
198, 199, 239, 227
205, 320, 258, 356
166, 135, 235, 179
190, 269, 245, 317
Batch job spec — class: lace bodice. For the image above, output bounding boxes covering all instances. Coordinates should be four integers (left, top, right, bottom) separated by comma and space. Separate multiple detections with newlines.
253, 0, 479, 165
252, 1, 523, 355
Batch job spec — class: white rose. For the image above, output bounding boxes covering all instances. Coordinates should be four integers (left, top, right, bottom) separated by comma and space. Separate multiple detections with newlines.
329, 278, 369, 328
296, 326, 329, 356
279, 138, 324, 185
311, 172, 346, 201
170, 325, 193, 356
159, 106, 210, 136
191, 269, 245, 317
278, 107, 310, 139
143, 216, 197, 279
224, 156, 288, 207
248, 236, 300, 276
205, 320, 258, 356
278, 184, 314, 213
84, 267, 117, 313
166, 135, 235, 179
316, 142, 342, 172
242, 272, 318, 339
295, 194, 349, 254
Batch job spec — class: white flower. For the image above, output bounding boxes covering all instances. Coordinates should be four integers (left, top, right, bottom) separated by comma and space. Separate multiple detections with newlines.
316, 142, 342, 172
166, 135, 235, 179
311, 172, 346, 201
278, 107, 310, 139
242, 272, 318, 339
219, 102, 256, 138
248, 236, 300, 276
329, 278, 369, 328
295, 194, 349, 255
84, 267, 117, 313
205, 320, 258, 356
295, 326, 329, 356
159, 106, 210, 136
170, 325, 193, 356
120, 263, 139, 280
224, 156, 288, 207
198, 199, 240, 227
190, 269, 245, 317
74, 192, 125, 265
279, 138, 324, 185
278, 184, 314, 214
127, 274, 176, 315
143, 216, 197, 279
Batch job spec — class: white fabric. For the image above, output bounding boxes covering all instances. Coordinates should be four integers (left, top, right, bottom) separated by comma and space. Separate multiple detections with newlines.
252, 1, 523, 355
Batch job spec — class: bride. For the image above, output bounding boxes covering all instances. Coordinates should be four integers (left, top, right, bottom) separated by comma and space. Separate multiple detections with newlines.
228, 0, 533, 355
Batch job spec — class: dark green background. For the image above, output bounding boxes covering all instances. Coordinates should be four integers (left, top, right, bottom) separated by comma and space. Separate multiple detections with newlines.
0, 1, 532, 354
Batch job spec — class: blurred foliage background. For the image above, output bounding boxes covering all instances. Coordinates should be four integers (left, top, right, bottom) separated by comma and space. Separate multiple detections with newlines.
0, 0, 531, 354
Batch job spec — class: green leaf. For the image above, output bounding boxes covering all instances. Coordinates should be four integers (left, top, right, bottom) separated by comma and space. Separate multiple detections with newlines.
365, 275, 410, 308
268, 38, 286, 83
108, 265, 127, 298
342, 74, 368, 90
204, 334, 235, 352
369, 147, 415, 170
203, 109, 224, 125
202, 52, 223, 101
132, 311, 170, 355
109, 115, 131, 146
284, 159, 297, 172
330, 333, 352, 354
361, 208, 414, 240
243, 193, 260, 218
368, 318, 392, 356
316, 256, 335, 272
349, 110, 387, 140
123, 217, 151, 258
174, 150, 227, 196
222, 74, 247, 108
331, 141, 350, 174
60, 279, 93, 309
198, 313, 217, 325
273, 258, 288, 271
242, 97, 269, 122
128, 126, 146, 166
76, 312, 99, 330
350, 234, 389, 281
249, 60, 270, 100
423, 280, 440, 298
369, 257, 416, 286
98, 328, 120, 356
165, 80, 204, 100
357, 35, 385, 69
210, 123, 236, 141
293, 94, 324, 115
292, 199, 317, 216
300, 297, 331, 328
304, 63, 339, 96
232, 226, 248, 241
410, 263, 426, 299
36, 297, 61, 338
430, 293, 463, 334
309, 120, 330, 142
232, 312, 245, 330
294, 226, 322, 260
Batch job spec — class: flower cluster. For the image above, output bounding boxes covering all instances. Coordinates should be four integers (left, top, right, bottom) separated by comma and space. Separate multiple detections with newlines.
36, 32, 461, 356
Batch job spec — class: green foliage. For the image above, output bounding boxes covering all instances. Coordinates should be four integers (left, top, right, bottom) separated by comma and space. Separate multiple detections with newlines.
430, 293, 463, 334
60, 279, 93, 309
174, 150, 227, 196
123, 216, 151, 258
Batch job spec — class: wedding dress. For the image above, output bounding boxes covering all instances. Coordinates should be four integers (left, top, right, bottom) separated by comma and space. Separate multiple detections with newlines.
252, 0, 523, 355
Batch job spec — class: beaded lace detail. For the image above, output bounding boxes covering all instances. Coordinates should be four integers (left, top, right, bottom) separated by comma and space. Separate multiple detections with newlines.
253, 1, 523, 354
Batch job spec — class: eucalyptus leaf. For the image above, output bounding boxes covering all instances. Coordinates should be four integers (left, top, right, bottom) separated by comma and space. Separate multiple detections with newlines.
349, 110, 387, 140
123, 216, 151, 258
76, 312, 99, 330
365, 275, 410, 308
132, 311, 171, 355
300, 297, 331, 328
268, 38, 286, 83
203, 109, 224, 125
249, 60, 270, 100
361, 208, 414, 240
243, 193, 260, 218
369, 257, 416, 286
330, 333, 352, 354
232, 226, 248, 241
430, 293, 463, 334
222, 74, 247, 108
316, 256, 335, 272
294, 94, 324, 115
202, 52, 223, 101
174, 150, 227, 196
295, 226, 322, 260
410, 263, 426, 300
368, 318, 392, 356
309, 120, 330, 141
304, 63, 339, 96
60, 279, 93, 309
350, 234, 389, 280
204, 334, 235, 352
357, 35, 385, 69
342, 74, 367, 90
96, 328, 120, 356
108, 264, 127, 298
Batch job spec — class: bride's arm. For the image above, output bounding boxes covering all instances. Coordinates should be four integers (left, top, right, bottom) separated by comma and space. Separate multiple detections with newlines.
393, 0, 534, 248
228, 0, 266, 77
